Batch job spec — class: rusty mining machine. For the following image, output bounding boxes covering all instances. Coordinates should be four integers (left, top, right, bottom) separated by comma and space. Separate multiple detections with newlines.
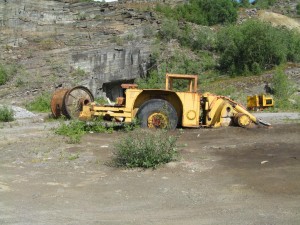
51, 73, 270, 129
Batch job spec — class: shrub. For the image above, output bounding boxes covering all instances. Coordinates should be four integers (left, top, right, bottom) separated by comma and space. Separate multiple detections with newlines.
297, 4, 300, 15
0, 64, 17, 85
112, 129, 178, 168
271, 68, 300, 111
159, 19, 180, 42
156, 0, 238, 26
40, 39, 55, 50
0, 106, 14, 122
254, 0, 276, 9
25, 92, 51, 112
217, 20, 299, 75
272, 68, 293, 100
0, 65, 9, 85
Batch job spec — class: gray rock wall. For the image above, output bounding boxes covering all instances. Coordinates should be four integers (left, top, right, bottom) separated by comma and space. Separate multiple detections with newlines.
0, 0, 155, 99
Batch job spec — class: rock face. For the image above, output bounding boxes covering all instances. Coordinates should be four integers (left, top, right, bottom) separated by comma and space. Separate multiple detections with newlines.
0, 0, 157, 100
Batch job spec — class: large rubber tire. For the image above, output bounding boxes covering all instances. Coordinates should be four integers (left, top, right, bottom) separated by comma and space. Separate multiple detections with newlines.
136, 99, 178, 130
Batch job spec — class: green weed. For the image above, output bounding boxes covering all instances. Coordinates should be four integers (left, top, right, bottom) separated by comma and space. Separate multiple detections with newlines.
55, 120, 86, 144
25, 92, 51, 112
0, 64, 17, 85
112, 129, 178, 169
0, 106, 14, 122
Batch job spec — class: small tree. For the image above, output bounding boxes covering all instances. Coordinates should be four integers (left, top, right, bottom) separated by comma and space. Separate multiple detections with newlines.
0, 106, 14, 122
271, 68, 299, 110
272, 68, 292, 100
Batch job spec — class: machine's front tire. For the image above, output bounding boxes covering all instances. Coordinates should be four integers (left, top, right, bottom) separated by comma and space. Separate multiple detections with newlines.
136, 99, 178, 130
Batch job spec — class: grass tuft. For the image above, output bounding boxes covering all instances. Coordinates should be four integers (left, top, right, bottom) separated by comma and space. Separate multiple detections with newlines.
112, 129, 178, 169
0, 106, 14, 122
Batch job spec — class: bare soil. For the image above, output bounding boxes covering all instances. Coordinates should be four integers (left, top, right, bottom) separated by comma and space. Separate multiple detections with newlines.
0, 115, 300, 225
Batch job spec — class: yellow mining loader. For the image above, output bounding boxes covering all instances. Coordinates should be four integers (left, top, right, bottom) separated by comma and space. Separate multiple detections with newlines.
51, 73, 270, 129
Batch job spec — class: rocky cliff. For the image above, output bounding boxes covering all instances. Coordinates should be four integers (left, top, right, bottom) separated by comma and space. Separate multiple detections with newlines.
0, 0, 160, 100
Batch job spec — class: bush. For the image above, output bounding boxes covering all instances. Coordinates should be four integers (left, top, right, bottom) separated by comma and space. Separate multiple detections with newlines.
0, 64, 17, 85
25, 92, 51, 112
272, 68, 299, 111
112, 129, 178, 168
272, 68, 293, 100
254, 0, 276, 9
0, 106, 14, 122
0, 65, 9, 85
217, 20, 299, 75
297, 4, 300, 15
156, 0, 238, 26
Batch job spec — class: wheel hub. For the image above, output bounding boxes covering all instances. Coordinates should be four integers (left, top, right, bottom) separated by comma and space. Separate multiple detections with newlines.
148, 113, 168, 129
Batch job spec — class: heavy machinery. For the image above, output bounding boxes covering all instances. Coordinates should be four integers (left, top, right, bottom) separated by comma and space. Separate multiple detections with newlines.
247, 94, 274, 111
51, 73, 270, 129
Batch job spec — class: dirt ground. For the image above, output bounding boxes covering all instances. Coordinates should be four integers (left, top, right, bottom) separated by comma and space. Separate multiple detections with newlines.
0, 114, 299, 225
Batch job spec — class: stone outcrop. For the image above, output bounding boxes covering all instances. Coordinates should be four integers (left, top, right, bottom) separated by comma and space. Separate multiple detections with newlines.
0, 0, 158, 100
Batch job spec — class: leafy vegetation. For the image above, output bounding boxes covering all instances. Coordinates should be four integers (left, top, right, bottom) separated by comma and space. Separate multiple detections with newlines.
272, 68, 299, 111
25, 92, 51, 112
112, 129, 178, 169
0, 64, 17, 85
156, 0, 238, 26
0, 106, 14, 122
55, 118, 139, 144
297, 3, 300, 15
216, 20, 300, 75
55, 120, 87, 144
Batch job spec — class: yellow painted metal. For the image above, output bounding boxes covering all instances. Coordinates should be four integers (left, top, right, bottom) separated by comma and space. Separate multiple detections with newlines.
247, 94, 274, 110
234, 113, 251, 127
166, 73, 198, 92
176, 92, 201, 127
75, 73, 269, 129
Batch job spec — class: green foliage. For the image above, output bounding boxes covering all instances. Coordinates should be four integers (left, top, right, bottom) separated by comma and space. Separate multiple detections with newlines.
55, 120, 87, 144
156, 0, 238, 26
55, 117, 138, 144
0, 64, 17, 85
40, 39, 55, 50
159, 19, 180, 42
272, 68, 293, 100
25, 92, 51, 112
112, 129, 178, 169
71, 68, 86, 77
217, 20, 300, 75
272, 68, 299, 111
297, 4, 300, 15
15, 78, 25, 87
159, 19, 216, 52
136, 50, 215, 90
0, 106, 14, 122
111, 36, 124, 46
0, 65, 9, 85
254, 0, 276, 9
287, 30, 300, 62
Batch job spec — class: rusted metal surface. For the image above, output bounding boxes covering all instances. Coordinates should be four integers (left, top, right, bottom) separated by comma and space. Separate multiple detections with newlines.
50, 86, 94, 119
50, 88, 69, 118
121, 84, 138, 89
64, 86, 94, 119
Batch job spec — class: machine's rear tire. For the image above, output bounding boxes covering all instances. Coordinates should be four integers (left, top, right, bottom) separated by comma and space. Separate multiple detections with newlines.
136, 99, 178, 130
